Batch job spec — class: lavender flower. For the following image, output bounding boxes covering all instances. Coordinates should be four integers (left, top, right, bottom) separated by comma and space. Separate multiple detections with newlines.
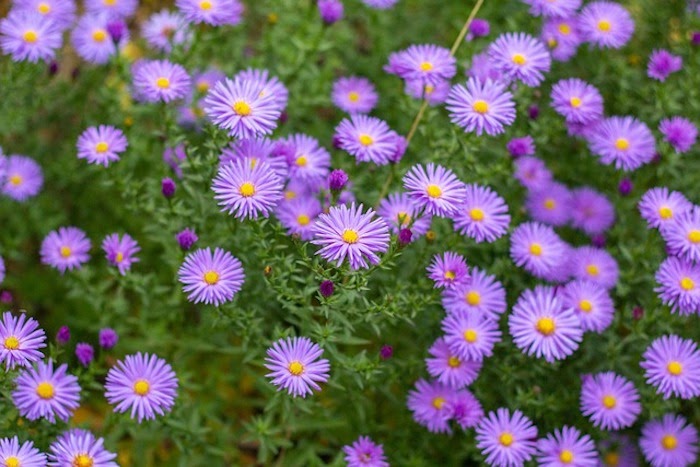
654, 256, 700, 316
638, 187, 692, 229
280, 134, 331, 186
661, 207, 700, 263
648, 49, 683, 82
2, 155, 43, 201
488, 32, 551, 87
475, 408, 538, 467
132, 59, 191, 103
377, 192, 432, 238
212, 159, 283, 220
640, 335, 700, 399
640, 414, 699, 467
264, 336, 330, 397
506, 136, 535, 158
522, 0, 581, 17
510, 222, 568, 280
561, 280, 615, 333
659, 117, 697, 153
178, 247, 245, 306
446, 77, 516, 136
0, 436, 47, 467
76, 125, 128, 167
570, 187, 616, 236
426, 337, 482, 389
0, 11, 62, 63
331, 76, 378, 114
334, 115, 398, 165
406, 379, 457, 434
513, 156, 552, 191
588, 116, 656, 171
99, 328, 118, 349
142, 10, 191, 53
0, 311, 46, 370
579, 372, 641, 430
453, 184, 510, 242
342, 436, 389, 467
13, 359, 81, 422
175, 0, 244, 26
102, 233, 140, 275
525, 182, 572, 227
403, 163, 467, 217
318, 0, 343, 24
536, 425, 598, 466
578, 1, 635, 49
40, 227, 91, 274
48, 428, 117, 467
276, 196, 322, 240
176, 228, 198, 250
75, 342, 94, 367
385, 44, 456, 86
442, 267, 507, 321
427, 252, 469, 289
442, 312, 502, 362
551, 78, 604, 125
71, 13, 128, 65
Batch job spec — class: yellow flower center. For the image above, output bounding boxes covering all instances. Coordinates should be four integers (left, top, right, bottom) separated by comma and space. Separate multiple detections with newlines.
239, 181, 255, 197
499, 432, 514, 447
463, 329, 478, 343
233, 101, 251, 116
559, 449, 574, 464
667, 360, 683, 375
133, 379, 150, 396
432, 396, 445, 409
558, 23, 571, 35
426, 184, 442, 198
447, 356, 460, 368
398, 211, 411, 226
466, 291, 481, 306
658, 206, 673, 219
203, 270, 219, 285
196, 81, 209, 93
511, 53, 527, 65
680, 277, 695, 291
297, 214, 310, 226
9, 174, 23, 186
23, 30, 38, 43
199, 0, 212, 10
342, 229, 359, 244
529, 243, 542, 256
444, 271, 456, 280
603, 452, 619, 466
469, 208, 485, 221
536, 317, 556, 335
36, 382, 55, 399
472, 100, 489, 114
103, 0, 116, 5
425, 85, 435, 94
288, 361, 304, 376
544, 198, 556, 210
37, 2, 51, 14
115, 252, 124, 263
661, 434, 678, 450
5, 457, 20, 467
285, 190, 296, 200
598, 20, 612, 32
92, 29, 107, 42
602, 395, 616, 409
295, 156, 307, 167
579, 300, 593, 313
359, 134, 373, 146
60, 246, 72, 258
570, 97, 582, 108
614, 138, 629, 151
688, 230, 700, 243
547, 38, 558, 48
156, 77, 170, 89
4, 336, 20, 350
95, 141, 109, 153
586, 264, 599, 276
73, 454, 94, 467
348, 91, 360, 102
419, 61, 433, 72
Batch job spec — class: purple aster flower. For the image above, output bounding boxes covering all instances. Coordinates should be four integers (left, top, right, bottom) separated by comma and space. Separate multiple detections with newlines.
475, 408, 538, 467
142, 10, 191, 53
526, 182, 572, 227
579, 371, 641, 430
648, 49, 683, 82
579, 1, 635, 49
175, 0, 243, 26
509, 286, 583, 362
75, 342, 94, 367
0, 11, 62, 63
132, 59, 191, 103
640, 414, 699, 467
105, 352, 178, 422
510, 222, 568, 280
427, 251, 469, 289
442, 312, 501, 362
342, 436, 388, 467
212, 159, 283, 220
280, 134, 331, 186
102, 233, 140, 275
311, 203, 390, 270
446, 78, 516, 136
178, 247, 244, 306
331, 76, 378, 114
76, 125, 128, 167
264, 336, 330, 398
467, 18, 490, 40
450, 388, 484, 430
551, 78, 604, 125
522, 0, 581, 17
176, 228, 198, 251
13, 359, 80, 423
536, 425, 598, 466
276, 196, 322, 240
234, 68, 288, 110
49, 428, 117, 467
426, 337, 482, 389
385, 44, 456, 87
406, 379, 457, 434
467, 51, 504, 83
0, 436, 46, 467
40, 227, 91, 274
513, 156, 552, 191
541, 16, 583, 62
453, 184, 510, 243
404, 79, 451, 105
655, 256, 700, 316
442, 267, 507, 321
638, 187, 693, 229
361, 0, 398, 8
598, 434, 639, 467
220, 137, 288, 180
506, 135, 535, 158
488, 32, 551, 87
661, 207, 700, 263
561, 280, 615, 333
71, 13, 129, 65
56, 325, 70, 345
588, 116, 656, 171
14, 0, 76, 31
99, 328, 118, 349
570, 187, 616, 236
377, 193, 432, 238
640, 335, 700, 400
570, 246, 619, 290
0, 311, 46, 370
84, 0, 136, 18
659, 117, 697, 154
403, 163, 467, 217
318, 0, 343, 24
335, 115, 398, 165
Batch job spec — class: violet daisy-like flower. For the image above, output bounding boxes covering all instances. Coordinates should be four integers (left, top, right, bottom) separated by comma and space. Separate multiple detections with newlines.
178, 247, 244, 306
509, 286, 583, 362
142, 10, 191, 53
0, 10, 62, 63
513, 156, 552, 191
264, 336, 330, 398
48, 428, 117, 467
331, 76, 378, 114
105, 352, 178, 422
212, 159, 283, 220
475, 408, 538, 467
442, 312, 501, 362
276, 196, 322, 241
522, 0, 581, 18
175, 0, 244, 26
453, 184, 510, 242
84, 0, 136, 18
404, 78, 451, 105
334, 115, 398, 165
311, 203, 390, 270
220, 137, 288, 179
14, 0, 76, 31
442, 267, 507, 321
377, 192, 432, 237
12, 359, 80, 423
361, 0, 398, 8
280, 134, 331, 186
402, 163, 467, 217
427, 251, 468, 289
561, 280, 615, 333
661, 207, 700, 263
526, 182, 572, 227
40, 227, 91, 274
536, 425, 598, 467
468, 51, 504, 83
551, 78, 604, 125
407, 379, 457, 434
654, 256, 700, 316
0, 311, 46, 370
588, 116, 656, 171
578, 1, 635, 49
450, 389, 484, 430
640, 414, 699, 467
76, 125, 128, 167
342, 436, 389, 467
2, 155, 43, 201
579, 371, 641, 430
510, 222, 568, 280
570, 187, 616, 236
132, 59, 191, 103
570, 246, 619, 290
659, 117, 697, 154
638, 187, 692, 229
488, 32, 551, 87
541, 16, 582, 62
648, 49, 683, 82
71, 13, 129, 65
640, 335, 700, 400
598, 434, 639, 467
384, 44, 456, 86
506, 135, 535, 158
234, 68, 289, 110
0, 436, 46, 467
426, 337, 482, 389
101, 233, 140, 275
446, 77, 516, 136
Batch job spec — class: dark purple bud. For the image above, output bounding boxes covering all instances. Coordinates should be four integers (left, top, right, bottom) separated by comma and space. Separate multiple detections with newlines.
48, 61, 58, 76
176, 228, 198, 251
632, 306, 644, 320
106, 19, 126, 43
71, 67, 81, 80
56, 325, 70, 345
527, 105, 540, 120
279, 110, 288, 124
468, 18, 490, 38
318, 0, 343, 24
320, 280, 334, 297
618, 178, 633, 196
75, 342, 94, 366
332, 134, 343, 150
0, 291, 12, 304
652, 152, 662, 164
591, 234, 606, 248
506, 136, 535, 158
379, 345, 393, 360
328, 169, 348, 191
98, 328, 119, 349
692, 32, 700, 46
161, 178, 176, 198
398, 228, 413, 245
